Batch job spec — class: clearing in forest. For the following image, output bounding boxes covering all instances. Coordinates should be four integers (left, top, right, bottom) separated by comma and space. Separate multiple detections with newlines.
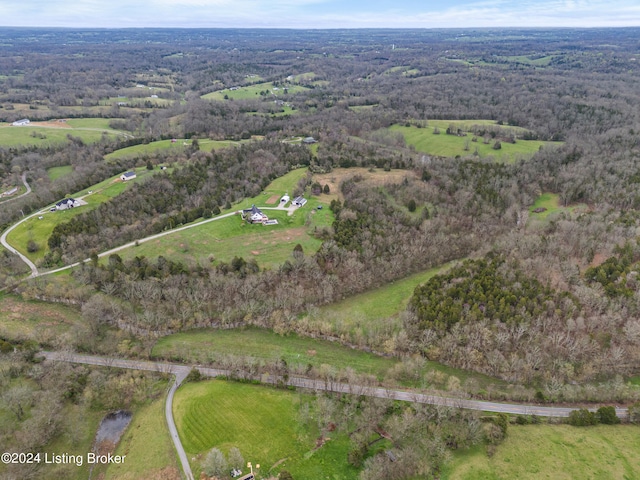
389, 122, 560, 163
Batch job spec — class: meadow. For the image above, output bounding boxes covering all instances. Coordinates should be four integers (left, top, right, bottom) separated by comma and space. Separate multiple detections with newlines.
389, 123, 559, 163
152, 326, 399, 379
173, 379, 358, 479
202, 82, 309, 101
442, 424, 640, 480
0, 293, 85, 345
0, 120, 126, 147
104, 138, 244, 160
528, 193, 589, 222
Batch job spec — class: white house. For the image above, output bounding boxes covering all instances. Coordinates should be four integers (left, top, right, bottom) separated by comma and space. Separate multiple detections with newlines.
120, 171, 137, 181
55, 198, 80, 210
12, 119, 30, 126
292, 196, 307, 207
242, 205, 268, 224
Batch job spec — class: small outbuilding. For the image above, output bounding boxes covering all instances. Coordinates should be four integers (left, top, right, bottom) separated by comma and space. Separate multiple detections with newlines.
280, 194, 290, 205
302, 136, 317, 144
12, 119, 30, 126
292, 196, 307, 207
120, 171, 137, 181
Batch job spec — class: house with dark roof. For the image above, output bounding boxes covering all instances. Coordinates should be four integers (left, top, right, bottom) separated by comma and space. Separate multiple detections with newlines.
55, 198, 80, 210
120, 171, 137, 181
242, 204, 269, 224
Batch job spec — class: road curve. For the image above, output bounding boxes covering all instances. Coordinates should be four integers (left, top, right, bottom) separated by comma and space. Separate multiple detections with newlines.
40, 351, 629, 419
0, 172, 31, 205
0, 207, 40, 277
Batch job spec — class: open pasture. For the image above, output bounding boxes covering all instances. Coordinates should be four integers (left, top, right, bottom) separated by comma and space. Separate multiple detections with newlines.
389, 124, 556, 162
105, 138, 244, 160
443, 424, 640, 480
202, 82, 309, 101
153, 326, 398, 379
0, 120, 125, 147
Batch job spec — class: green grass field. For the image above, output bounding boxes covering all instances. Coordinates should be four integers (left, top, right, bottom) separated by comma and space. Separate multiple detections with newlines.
152, 326, 398, 378
320, 260, 458, 322
47, 165, 73, 181
0, 121, 124, 147
104, 138, 243, 160
202, 82, 309, 101
0, 294, 85, 345
105, 388, 179, 480
389, 124, 557, 163
442, 424, 640, 480
5, 167, 154, 263
173, 380, 358, 479
113, 207, 330, 268
528, 193, 589, 222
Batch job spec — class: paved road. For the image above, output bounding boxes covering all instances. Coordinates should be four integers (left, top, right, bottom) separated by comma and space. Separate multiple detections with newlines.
165, 366, 194, 480
41, 351, 629, 420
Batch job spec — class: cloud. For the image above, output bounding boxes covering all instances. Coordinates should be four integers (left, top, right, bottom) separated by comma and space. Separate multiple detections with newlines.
0, 0, 639, 28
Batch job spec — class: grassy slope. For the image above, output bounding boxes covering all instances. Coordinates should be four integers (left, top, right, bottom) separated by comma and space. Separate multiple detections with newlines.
105, 388, 179, 480
47, 165, 73, 181
0, 293, 85, 344
173, 380, 358, 479
105, 139, 243, 160
443, 424, 640, 480
5, 167, 154, 263
0, 120, 124, 147
528, 193, 589, 222
390, 124, 558, 163
202, 82, 309, 101
153, 326, 398, 378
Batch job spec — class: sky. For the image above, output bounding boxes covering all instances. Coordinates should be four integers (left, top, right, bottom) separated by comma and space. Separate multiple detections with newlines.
1, 0, 639, 29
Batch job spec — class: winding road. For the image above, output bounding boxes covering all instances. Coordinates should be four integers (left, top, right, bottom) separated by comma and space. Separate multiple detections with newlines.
0, 172, 31, 205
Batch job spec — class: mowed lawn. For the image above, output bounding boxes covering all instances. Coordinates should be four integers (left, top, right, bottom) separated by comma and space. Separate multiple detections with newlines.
389, 124, 558, 162
6, 167, 154, 263
443, 424, 640, 480
152, 327, 398, 378
173, 380, 358, 479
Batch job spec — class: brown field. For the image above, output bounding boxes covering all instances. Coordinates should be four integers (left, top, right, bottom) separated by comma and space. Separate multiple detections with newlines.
313, 167, 416, 201
31, 120, 71, 128
266, 194, 280, 204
